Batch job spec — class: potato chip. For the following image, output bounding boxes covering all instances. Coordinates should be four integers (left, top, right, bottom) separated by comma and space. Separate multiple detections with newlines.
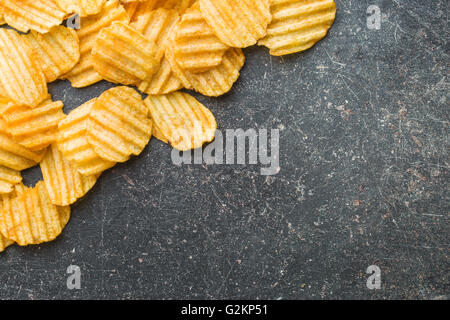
92, 21, 158, 85
138, 56, 183, 95
2, 98, 66, 151
58, 205, 71, 230
126, 0, 196, 22
0, 181, 70, 246
123, 1, 140, 21
131, 8, 179, 61
129, 7, 182, 94
173, 0, 198, 13
173, 3, 228, 73
56, 0, 107, 17
0, 95, 14, 114
0, 233, 13, 253
0, 118, 45, 171
144, 91, 216, 151
151, 122, 169, 144
166, 45, 245, 97
0, 14, 5, 25
259, 0, 336, 56
40, 144, 99, 206
0, 0, 68, 33
23, 26, 80, 83
61, 0, 129, 88
57, 99, 116, 176
0, 28, 48, 107
87, 86, 152, 162
199, 0, 271, 48
0, 166, 22, 195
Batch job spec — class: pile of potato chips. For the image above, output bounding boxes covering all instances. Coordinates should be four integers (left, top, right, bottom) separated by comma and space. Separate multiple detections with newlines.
0, 0, 336, 252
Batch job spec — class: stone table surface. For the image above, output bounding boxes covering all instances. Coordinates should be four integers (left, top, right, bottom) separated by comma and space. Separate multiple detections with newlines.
0, 0, 448, 300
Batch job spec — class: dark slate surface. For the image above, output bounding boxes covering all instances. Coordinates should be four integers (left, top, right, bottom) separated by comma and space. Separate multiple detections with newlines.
0, 0, 448, 300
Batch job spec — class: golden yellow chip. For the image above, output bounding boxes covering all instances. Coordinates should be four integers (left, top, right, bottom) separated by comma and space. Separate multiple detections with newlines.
259, 0, 336, 56
0, 233, 13, 253
129, 7, 182, 94
166, 45, 245, 97
0, 14, 5, 25
138, 56, 183, 95
23, 26, 80, 83
144, 91, 216, 151
123, 1, 140, 21
2, 98, 66, 151
57, 99, 116, 176
0, 166, 22, 195
151, 122, 169, 144
0, 118, 45, 171
130, 8, 179, 61
56, 0, 107, 17
199, 0, 271, 48
92, 21, 158, 85
173, 0, 198, 13
0, 94, 14, 114
40, 144, 99, 206
61, 0, 129, 88
173, 3, 228, 73
0, 0, 68, 33
0, 28, 48, 107
0, 182, 70, 246
126, 0, 196, 22
87, 86, 152, 162
58, 205, 71, 230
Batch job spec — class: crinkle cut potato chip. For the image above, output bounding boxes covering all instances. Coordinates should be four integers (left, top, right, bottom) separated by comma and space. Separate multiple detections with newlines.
0, 166, 21, 195
56, 0, 107, 17
173, 0, 198, 13
40, 144, 99, 206
125, 0, 197, 22
87, 86, 152, 163
199, 0, 272, 48
92, 21, 158, 85
57, 99, 116, 176
0, 182, 70, 246
123, 1, 140, 21
144, 91, 216, 151
129, 7, 182, 94
2, 98, 66, 151
166, 45, 245, 97
23, 26, 80, 83
61, 0, 129, 88
173, 2, 228, 73
151, 122, 169, 144
0, 0, 68, 33
138, 56, 183, 95
0, 233, 13, 252
130, 8, 179, 61
259, 0, 336, 56
0, 28, 48, 107
0, 118, 45, 171
0, 95, 14, 115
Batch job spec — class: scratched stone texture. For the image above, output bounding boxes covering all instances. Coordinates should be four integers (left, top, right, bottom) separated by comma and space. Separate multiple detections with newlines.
0, 0, 448, 300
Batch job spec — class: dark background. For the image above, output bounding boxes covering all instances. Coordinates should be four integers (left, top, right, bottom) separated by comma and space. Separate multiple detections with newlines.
0, 0, 448, 299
